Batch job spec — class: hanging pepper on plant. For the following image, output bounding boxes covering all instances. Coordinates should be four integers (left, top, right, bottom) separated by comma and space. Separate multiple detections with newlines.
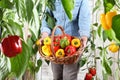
1, 35, 22, 57
100, 10, 117, 30
108, 42, 119, 53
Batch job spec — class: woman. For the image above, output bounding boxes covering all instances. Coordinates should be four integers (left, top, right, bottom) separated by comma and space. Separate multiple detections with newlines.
40, 0, 91, 80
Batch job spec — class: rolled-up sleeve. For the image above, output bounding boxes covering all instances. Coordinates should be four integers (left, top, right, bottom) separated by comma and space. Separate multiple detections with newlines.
78, 0, 91, 38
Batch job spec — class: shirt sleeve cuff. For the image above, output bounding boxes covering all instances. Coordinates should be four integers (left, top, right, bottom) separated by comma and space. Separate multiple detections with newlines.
41, 27, 51, 35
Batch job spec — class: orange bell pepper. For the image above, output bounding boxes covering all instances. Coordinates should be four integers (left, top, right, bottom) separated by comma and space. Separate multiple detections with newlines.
100, 11, 117, 30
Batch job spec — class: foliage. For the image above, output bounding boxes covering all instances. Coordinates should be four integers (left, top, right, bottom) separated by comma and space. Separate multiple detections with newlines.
0, 0, 43, 79
92, 0, 120, 79
80, 0, 120, 80
0, 0, 75, 79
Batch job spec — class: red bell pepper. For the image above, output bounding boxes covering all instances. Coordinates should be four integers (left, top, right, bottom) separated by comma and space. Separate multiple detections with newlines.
1, 35, 22, 57
53, 42, 60, 52
53, 36, 61, 44
65, 45, 76, 56
89, 67, 96, 76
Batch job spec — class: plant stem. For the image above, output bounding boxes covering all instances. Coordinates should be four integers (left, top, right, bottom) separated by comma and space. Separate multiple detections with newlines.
117, 49, 120, 70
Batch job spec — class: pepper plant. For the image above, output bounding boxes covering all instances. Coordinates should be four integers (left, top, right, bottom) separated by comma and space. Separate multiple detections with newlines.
0, 0, 75, 80
89, 0, 120, 80
79, 0, 120, 80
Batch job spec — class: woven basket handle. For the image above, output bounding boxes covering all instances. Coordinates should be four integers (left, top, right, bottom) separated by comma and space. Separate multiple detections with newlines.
51, 26, 65, 58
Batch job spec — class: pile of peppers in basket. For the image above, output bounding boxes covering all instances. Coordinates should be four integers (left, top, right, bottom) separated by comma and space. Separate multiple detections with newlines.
100, 10, 117, 30
1, 35, 22, 57
41, 34, 81, 58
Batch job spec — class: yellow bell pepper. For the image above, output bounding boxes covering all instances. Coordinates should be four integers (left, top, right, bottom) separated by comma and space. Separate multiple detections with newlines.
55, 49, 65, 58
43, 37, 51, 45
100, 14, 110, 30
35, 39, 40, 45
42, 45, 52, 56
108, 42, 119, 53
71, 38, 81, 48
105, 11, 117, 28
100, 11, 117, 30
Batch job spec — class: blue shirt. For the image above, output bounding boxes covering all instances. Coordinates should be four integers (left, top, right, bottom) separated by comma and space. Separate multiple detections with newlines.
41, 0, 91, 38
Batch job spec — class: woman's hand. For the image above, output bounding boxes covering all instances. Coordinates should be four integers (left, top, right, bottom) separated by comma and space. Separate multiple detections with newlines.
39, 32, 49, 44
81, 36, 88, 48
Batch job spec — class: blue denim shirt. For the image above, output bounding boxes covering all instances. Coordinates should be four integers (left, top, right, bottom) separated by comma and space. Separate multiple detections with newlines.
41, 0, 91, 38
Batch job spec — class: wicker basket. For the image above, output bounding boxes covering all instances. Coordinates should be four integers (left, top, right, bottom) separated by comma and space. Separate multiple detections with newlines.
38, 26, 84, 64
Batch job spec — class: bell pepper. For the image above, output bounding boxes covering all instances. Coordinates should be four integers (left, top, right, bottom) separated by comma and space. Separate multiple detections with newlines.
42, 45, 52, 56
60, 37, 70, 48
55, 49, 65, 58
100, 11, 117, 30
65, 45, 76, 56
1, 35, 22, 57
61, 34, 72, 42
35, 39, 40, 45
105, 11, 117, 28
100, 14, 109, 30
71, 38, 81, 48
108, 42, 119, 53
53, 36, 61, 44
53, 42, 60, 52
43, 37, 51, 45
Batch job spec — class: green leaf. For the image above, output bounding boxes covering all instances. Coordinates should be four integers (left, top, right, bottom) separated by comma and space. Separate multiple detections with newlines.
95, 57, 100, 60
35, 59, 42, 72
37, 59, 42, 67
29, 29, 37, 42
105, 29, 120, 43
92, 30, 97, 39
90, 40, 95, 50
0, 9, 3, 21
36, 1, 43, 14
10, 41, 30, 78
46, 12, 56, 29
28, 60, 35, 73
14, 0, 26, 20
61, 0, 74, 20
25, 0, 34, 22
93, 23, 98, 27
79, 58, 87, 67
103, 57, 112, 75
0, 0, 13, 9
102, 71, 108, 80
103, 0, 115, 13
102, 30, 108, 42
97, 25, 102, 37
47, 0, 55, 10
101, 50, 112, 75
0, 54, 10, 80
2, 22, 14, 36
112, 14, 120, 41
7, 19, 23, 38
97, 46, 103, 50
92, 0, 101, 13
32, 6, 40, 37
45, 60, 50, 65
